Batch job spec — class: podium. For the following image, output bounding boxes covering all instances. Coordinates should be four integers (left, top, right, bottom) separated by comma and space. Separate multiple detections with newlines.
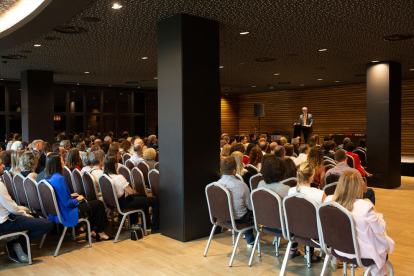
294, 124, 301, 138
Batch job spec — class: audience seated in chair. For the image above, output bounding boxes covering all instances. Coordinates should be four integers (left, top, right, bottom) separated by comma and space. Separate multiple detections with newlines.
230, 144, 248, 165
273, 146, 285, 160
231, 151, 250, 185
32, 140, 46, 174
65, 148, 83, 172
289, 162, 327, 263
143, 148, 157, 170
44, 153, 111, 241
0, 150, 12, 172
131, 139, 145, 165
221, 144, 231, 157
345, 142, 372, 178
19, 152, 38, 180
218, 156, 255, 247
258, 155, 290, 198
245, 143, 255, 157
104, 156, 159, 232
284, 158, 297, 178
294, 144, 309, 167
307, 146, 326, 189
258, 140, 268, 155
248, 147, 263, 171
81, 152, 93, 174
326, 150, 375, 204
10, 150, 24, 177
322, 141, 335, 159
284, 143, 296, 160
89, 150, 105, 189
325, 171, 394, 275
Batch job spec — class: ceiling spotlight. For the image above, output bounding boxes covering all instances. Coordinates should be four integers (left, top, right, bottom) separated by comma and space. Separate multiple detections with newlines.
141, 57, 148, 59
84, 71, 89, 74
318, 49, 327, 52
77, 83, 80, 85
154, 77, 158, 79
240, 31, 249, 35
335, 81, 340, 82
219, 66, 224, 69
410, 69, 414, 71
34, 44, 41, 47
112, 3, 122, 9
269, 87, 273, 89
0, 79, 3, 80
226, 94, 228, 95
317, 79, 323, 81
372, 60, 379, 63
274, 73, 280, 75
72, 91, 76, 92
252, 85, 256, 87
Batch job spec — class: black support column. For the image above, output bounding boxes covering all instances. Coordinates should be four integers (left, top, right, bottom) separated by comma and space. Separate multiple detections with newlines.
21, 70, 54, 143
366, 62, 401, 188
157, 14, 220, 241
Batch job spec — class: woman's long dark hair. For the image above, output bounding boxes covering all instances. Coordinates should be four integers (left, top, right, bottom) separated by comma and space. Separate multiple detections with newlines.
45, 153, 63, 179
104, 156, 118, 175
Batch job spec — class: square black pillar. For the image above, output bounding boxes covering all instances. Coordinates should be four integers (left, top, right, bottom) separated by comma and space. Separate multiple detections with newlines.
157, 14, 220, 241
21, 70, 54, 143
366, 62, 401, 188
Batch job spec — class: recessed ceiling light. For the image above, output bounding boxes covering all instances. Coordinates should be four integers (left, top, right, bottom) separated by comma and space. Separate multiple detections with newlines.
252, 86, 256, 87
154, 77, 158, 79
112, 3, 122, 9
335, 81, 340, 82
138, 87, 140, 89
317, 79, 323, 81
226, 94, 228, 95
141, 57, 148, 59
372, 60, 379, 63
410, 69, 414, 71
269, 87, 273, 89
318, 49, 327, 52
300, 84, 305, 87
0, 79, 3, 80
77, 83, 79, 85
383, 34, 413, 41
240, 31, 249, 35
274, 73, 280, 75
1, 55, 27, 60
72, 91, 76, 92
84, 71, 89, 74
34, 44, 41, 47
219, 66, 224, 69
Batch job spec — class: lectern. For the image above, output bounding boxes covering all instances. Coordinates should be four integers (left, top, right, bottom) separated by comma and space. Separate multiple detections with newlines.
294, 124, 301, 138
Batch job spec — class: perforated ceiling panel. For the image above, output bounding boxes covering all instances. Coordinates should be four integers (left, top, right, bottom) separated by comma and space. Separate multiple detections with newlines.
1, 0, 414, 93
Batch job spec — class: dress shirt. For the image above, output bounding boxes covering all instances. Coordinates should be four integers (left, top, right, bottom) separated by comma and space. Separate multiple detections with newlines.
0, 181, 27, 224
131, 153, 144, 165
218, 175, 252, 219
294, 153, 308, 166
326, 163, 364, 184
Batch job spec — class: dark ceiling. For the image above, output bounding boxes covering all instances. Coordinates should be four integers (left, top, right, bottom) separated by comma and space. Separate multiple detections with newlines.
1, 0, 414, 93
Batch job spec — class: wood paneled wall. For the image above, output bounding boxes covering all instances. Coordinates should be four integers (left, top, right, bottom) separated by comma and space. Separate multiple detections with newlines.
220, 79, 414, 156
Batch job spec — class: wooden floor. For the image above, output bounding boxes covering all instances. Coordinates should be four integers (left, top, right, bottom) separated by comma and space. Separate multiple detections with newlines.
1, 177, 414, 276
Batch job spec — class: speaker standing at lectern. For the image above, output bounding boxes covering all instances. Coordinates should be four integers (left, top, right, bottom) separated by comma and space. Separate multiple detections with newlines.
297, 107, 313, 143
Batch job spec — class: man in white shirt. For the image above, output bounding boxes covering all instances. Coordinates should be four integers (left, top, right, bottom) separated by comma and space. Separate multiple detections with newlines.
131, 139, 145, 165
218, 156, 255, 247
0, 158, 53, 263
294, 144, 309, 166
258, 140, 268, 155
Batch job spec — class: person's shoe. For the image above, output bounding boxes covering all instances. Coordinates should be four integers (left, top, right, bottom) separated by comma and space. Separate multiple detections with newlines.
6, 241, 20, 263
289, 249, 301, 259
247, 242, 254, 248
13, 243, 29, 263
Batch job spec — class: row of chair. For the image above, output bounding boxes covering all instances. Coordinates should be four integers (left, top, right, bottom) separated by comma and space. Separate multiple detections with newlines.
204, 184, 394, 276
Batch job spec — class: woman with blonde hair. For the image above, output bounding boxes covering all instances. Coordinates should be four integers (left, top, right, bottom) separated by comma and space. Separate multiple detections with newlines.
326, 171, 395, 274
143, 148, 157, 170
231, 151, 250, 184
288, 162, 327, 263
19, 152, 39, 179
248, 146, 263, 171
10, 150, 24, 176
221, 144, 231, 157
307, 146, 326, 189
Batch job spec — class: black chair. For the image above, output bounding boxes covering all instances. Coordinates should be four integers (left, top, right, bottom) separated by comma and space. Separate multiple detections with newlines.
353, 149, 367, 168
63, 166, 76, 194
3, 171, 18, 203
148, 169, 159, 198
325, 172, 342, 185
323, 182, 338, 196
125, 159, 136, 171
122, 153, 131, 164
249, 173, 263, 191
280, 177, 298, 188
72, 169, 86, 197
131, 167, 148, 196
13, 173, 28, 208
0, 231, 32, 265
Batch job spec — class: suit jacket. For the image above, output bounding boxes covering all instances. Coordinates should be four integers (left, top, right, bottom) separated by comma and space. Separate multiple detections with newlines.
298, 113, 314, 128
33, 150, 46, 174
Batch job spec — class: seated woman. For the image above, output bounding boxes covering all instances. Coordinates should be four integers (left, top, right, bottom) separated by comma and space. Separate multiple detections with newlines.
42, 141, 52, 156
231, 151, 250, 185
81, 152, 93, 174
65, 148, 83, 172
89, 150, 105, 189
307, 146, 326, 189
104, 156, 159, 232
19, 152, 39, 179
326, 171, 394, 275
221, 144, 231, 157
289, 162, 327, 263
9, 150, 24, 176
245, 143, 255, 157
142, 148, 157, 170
248, 146, 263, 171
284, 158, 297, 178
76, 142, 87, 163
44, 153, 112, 240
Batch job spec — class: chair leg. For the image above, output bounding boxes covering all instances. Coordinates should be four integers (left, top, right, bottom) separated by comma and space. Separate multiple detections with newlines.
84, 220, 92, 248
229, 230, 244, 267
138, 210, 147, 236
363, 266, 374, 276
386, 261, 394, 276
232, 229, 235, 247
320, 254, 330, 276
351, 264, 355, 276
248, 232, 260, 267
279, 241, 292, 276
22, 233, 32, 265
203, 225, 217, 257
275, 237, 281, 257
343, 262, 347, 276
54, 227, 67, 257
38, 234, 46, 249
306, 246, 311, 268
72, 227, 76, 241
114, 215, 127, 243
272, 236, 277, 245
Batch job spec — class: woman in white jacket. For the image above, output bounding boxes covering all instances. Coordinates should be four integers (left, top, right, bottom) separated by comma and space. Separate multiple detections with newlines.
326, 171, 395, 275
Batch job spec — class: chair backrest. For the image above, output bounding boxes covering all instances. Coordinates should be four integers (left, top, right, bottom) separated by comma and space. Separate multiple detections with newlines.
37, 180, 60, 221
155, 151, 159, 162
137, 161, 150, 186
72, 169, 86, 197
81, 171, 98, 201
235, 174, 243, 182
323, 156, 334, 162
63, 166, 76, 193
118, 164, 134, 190
98, 174, 119, 210
122, 153, 131, 164
23, 177, 42, 211
283, 193, 319, 240
205, 182, 233, 226
353, 149, 367, 167
324, 164, 335, 173
125, 159, 136, 171
154, 162, 159, 171
249, 173, 263, 191
325, 172, 342, 185
2, 171, 17, 203
356, 147, 366, 153
251, 187, 285, 237
346, 154, 355, 168
243, 155, 249, 159
280, 177, 298, 188
244, 164, 258, 176
323, 182, 338, 196
148, 169, 159, 198
318, 202, 364, 267
131, 167, 147, 196
13, 174, 28, 207
323, 159, 336, 166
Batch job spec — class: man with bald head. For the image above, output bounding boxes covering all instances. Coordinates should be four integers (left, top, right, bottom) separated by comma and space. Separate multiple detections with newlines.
104, 136, 112, 144
131, 139, 145, 164
94, 139, 103, 147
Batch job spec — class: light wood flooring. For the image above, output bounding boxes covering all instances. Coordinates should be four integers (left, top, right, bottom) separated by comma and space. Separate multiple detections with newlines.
1, 177, 414, 275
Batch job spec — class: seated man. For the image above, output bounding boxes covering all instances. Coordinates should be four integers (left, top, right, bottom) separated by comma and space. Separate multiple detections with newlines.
322, 141, 335, 159
294, 144, 309, 167
131, 139, 145, 164
284, 143, 296, 160
218, 156, 255, 247
0, 159, 53, 263
273, 146, 285, 160
147, 135, 158, 150
326, 150, 376, 204
0, 150, 12, 172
